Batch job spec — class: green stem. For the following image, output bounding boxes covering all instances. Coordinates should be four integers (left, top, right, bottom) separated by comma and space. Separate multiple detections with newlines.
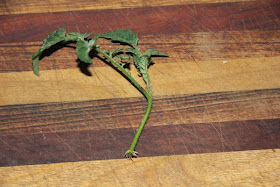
128, 94, 152, 151
95, 47, 152, 158
95, 47, 149, 99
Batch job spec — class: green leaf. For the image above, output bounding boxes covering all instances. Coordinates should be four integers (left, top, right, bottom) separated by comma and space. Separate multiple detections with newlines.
130, 49, 168, 90
75, 35, 97, 63
130, 54, 143, 75
111, 47, 123, 57
42, 27, 66, 48
143, 49, 168, 58
32, 55, 41, 76
143, 49, 169, 66
65, 32, 92, 41
32, 48, 44, 61
126, 48, 141, 56
98, 28, 138, 48
76, 40, 92, 63
120, 54, 131, 61
32, 27, 67, 76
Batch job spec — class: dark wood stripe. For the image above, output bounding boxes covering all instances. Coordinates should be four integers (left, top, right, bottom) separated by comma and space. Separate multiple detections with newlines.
1, 89, 280, 166
1, 89, 279, 136
1, 0, 279, 44
1, 30, 280, 73
0, 118, 279, 166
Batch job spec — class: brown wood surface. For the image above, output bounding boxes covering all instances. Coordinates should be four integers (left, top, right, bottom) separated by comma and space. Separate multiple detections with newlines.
1, 0, 280, 186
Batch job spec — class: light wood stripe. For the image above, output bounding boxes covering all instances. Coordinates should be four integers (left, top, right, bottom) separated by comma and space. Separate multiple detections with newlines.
0, 149, 279, 186
1, 56, 280, 106
0, 0, 255, 15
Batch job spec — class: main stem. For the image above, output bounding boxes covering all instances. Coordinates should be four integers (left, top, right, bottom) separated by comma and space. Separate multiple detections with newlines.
95, 47, 152, 157
128, 95, 152, 151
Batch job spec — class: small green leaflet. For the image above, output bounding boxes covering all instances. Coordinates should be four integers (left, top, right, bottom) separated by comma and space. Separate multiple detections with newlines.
127, 48, 168, 91
143, 49, 168, 59
127, 48, 168, 75
76, 39, 96, 63
76, 36, 99, 63
111, 47, 123, 57
65, 32, 92, 41
98, 29, 138, 48
126, 48, 141, 56
143, 49, 168, 67
32, 54, 41, 76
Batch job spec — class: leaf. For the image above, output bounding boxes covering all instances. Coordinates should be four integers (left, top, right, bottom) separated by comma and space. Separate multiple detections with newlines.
126, 48, 141, 56
32, 55, 41, 76
98, 28, 138, 48
111, 47, 123, 57
143, 49, 169, 66
143, 49, 168, 58
32, 27, 67, 76
120, 54, 131, 61
76, 40, 92, 63
130, 49, 168, 90
42, 27, 66, 48
65, 32, 92, 41
73, 34, 97, 63
131, 53, 144, 75
32, 28, 66, 59
32, 48, 44, 61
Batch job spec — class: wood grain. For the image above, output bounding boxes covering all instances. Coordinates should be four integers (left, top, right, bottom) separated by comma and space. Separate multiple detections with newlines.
1, 118, 279, 166
0, 149, 279, 186
0, 0, 256, 15
1, 0, 280, 185
1, 89, 280, 135
1, 30, 279, 73
1, 57, 280, 105
1, 1, 280, 44
1, 89, 279, 166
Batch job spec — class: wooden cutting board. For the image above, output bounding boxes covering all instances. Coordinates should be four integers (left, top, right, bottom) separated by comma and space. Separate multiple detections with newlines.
0, 0, 279, 186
